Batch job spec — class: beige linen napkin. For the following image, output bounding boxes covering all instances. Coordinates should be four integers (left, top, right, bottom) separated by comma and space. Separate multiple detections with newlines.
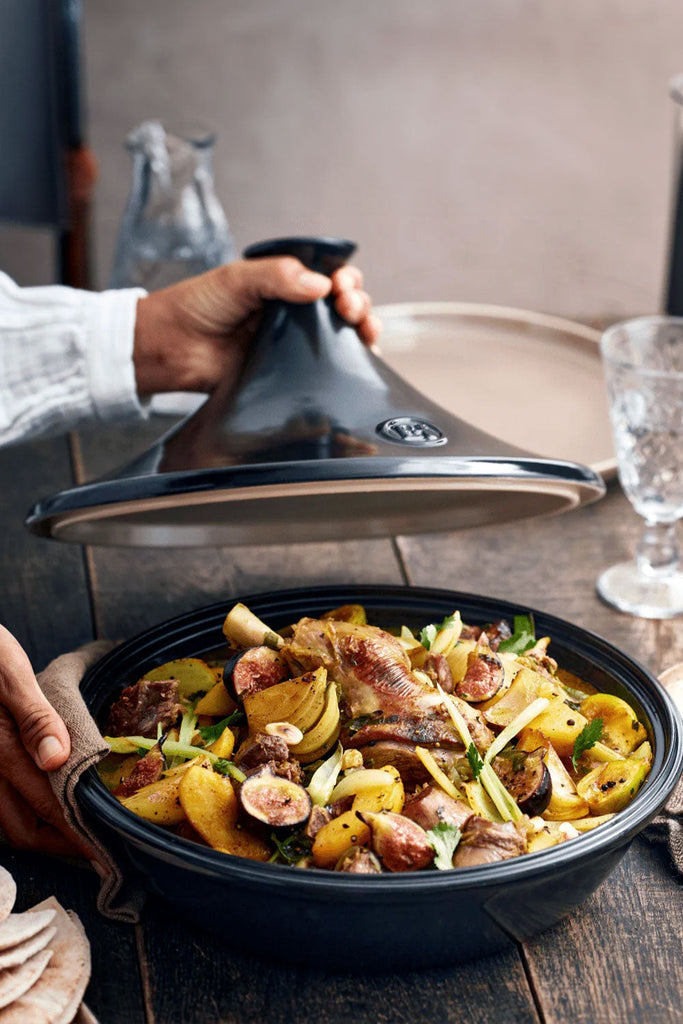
35, 645, 683, 918
38, 644, 144, 924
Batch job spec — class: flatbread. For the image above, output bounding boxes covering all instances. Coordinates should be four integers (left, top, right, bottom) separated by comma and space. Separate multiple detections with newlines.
0, 869, 15, 924
0, 948, 53, 1010
0, 925, 56, 970
0, 898, 90, 1024
0, 909, 57, 952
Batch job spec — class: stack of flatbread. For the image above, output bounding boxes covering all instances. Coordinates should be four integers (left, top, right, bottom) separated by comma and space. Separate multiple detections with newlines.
0, 864, 96, 1024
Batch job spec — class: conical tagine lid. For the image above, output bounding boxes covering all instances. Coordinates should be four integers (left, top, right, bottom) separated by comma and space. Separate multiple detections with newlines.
25, 237, 605, 547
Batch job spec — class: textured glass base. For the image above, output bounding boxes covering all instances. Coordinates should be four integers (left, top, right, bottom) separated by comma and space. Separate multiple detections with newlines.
597, 561, 683, 618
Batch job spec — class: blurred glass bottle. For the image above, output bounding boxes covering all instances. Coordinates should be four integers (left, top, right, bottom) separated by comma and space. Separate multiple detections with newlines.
109, 120, 234, 290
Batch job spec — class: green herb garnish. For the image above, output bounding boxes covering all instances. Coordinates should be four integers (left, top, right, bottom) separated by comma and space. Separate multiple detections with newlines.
497, 614, 536, 655
571, 717, 604, 770
198, 710, 245, 744
212, 759, 246, 783
419, 614, 457, 651
427, 822, 461, 870
466, 743, 484, 780
419, 623, 437, 650
269, 832, 312, 865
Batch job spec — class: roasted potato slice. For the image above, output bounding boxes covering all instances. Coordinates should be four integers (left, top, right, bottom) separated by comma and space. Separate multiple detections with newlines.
483, 667, 563, 727
140, 657, 216, 700
579, 693, 648, 755
98, 753, 139, 793
178, 764, 270, 861
207, 727, 236, 759
576, 759, 647, 814
526, 697, 589, 760
118, 772, 188, 826
312, 809, 370, 869
194, 680, 237, 717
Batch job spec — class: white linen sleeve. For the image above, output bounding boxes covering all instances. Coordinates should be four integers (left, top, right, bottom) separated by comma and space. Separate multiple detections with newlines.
0, 272, 149, 447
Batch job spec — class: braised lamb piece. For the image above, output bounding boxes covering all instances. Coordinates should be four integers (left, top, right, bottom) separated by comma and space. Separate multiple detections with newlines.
107, 679, 183, 739
452, 818, 526, 868
402, 785, 473, 832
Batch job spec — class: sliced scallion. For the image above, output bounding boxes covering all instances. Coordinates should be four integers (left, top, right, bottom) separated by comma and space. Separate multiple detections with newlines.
484, 697, 550, 764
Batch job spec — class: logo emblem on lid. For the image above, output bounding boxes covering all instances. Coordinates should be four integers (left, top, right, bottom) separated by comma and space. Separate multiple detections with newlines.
376, 417, 447, 446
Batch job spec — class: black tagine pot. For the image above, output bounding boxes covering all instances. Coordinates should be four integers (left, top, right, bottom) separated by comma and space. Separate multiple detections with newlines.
77, 586, 683, 973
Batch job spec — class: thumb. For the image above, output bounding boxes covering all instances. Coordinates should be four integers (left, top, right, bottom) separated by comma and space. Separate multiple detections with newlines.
224, 256, 333, 312
0, 626, 70, 770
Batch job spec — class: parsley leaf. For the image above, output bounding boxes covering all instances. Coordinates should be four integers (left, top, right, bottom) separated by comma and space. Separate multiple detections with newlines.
426, 822, 461, 870
419, 623, 438, 650
497, 614, 536, 655
571, 717, 603, 770
419, 615, 457, 651
198, 711, 245, 744
466, 743, 484, 780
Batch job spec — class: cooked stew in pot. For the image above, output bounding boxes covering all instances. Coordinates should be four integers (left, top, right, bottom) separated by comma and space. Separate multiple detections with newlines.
98, 602, 652, 872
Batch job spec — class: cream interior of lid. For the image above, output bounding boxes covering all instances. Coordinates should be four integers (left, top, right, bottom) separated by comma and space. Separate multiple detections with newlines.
47, 474, 587, 547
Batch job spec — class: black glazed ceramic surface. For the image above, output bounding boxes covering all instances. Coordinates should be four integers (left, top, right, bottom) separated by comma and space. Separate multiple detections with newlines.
77, 586, 683, 972
25, 237, 604, 547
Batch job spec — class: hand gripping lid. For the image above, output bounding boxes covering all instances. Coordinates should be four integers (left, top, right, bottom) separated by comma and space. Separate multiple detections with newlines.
25, 237, 605, 547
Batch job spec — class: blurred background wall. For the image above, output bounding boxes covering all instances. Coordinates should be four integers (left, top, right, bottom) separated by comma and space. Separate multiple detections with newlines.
2, 0, 683, 319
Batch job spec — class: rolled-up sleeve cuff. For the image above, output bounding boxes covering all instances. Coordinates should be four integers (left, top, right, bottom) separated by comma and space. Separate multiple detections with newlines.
82, 287, 149, 422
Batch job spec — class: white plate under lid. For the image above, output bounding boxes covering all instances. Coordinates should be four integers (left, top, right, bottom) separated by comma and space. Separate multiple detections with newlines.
376, 302, 616, 478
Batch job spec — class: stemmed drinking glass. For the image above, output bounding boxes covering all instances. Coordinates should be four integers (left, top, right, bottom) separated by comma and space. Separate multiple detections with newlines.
597, 316, 683, 618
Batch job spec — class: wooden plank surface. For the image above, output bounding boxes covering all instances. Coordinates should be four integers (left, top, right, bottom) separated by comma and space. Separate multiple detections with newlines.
141, 898, 539, 1024
1, 418, 681, 1024
523, 839, 683, 1024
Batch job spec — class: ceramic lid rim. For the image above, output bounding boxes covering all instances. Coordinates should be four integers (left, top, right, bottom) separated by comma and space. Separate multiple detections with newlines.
25, 454, 605, 534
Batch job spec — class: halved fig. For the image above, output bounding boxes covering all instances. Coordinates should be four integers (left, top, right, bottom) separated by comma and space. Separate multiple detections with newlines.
358, 811, 434, 872
225, 646, 289, 701
239, 773, 312, 828
491, 746, 552, 816
455, 649, 504, 703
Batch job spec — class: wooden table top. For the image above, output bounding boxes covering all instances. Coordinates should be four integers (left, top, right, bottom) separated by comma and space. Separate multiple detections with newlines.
0, 415, 681, 1024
